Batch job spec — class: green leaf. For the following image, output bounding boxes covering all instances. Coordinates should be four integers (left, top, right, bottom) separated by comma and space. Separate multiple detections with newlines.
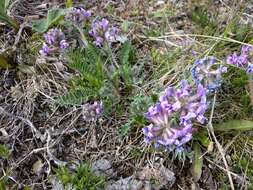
121, 20, 130, 33
214, 120, 253, 132
0, 0, 5, 13
119, 122, 132, 137
0, 177, 8, 190
0, 144, 11, 159
193, 130, 211, 147
0, 14, 19, 30
0, 0, 10, 11
32, 8, 65, 33
0, 0, 19, 31
119, 41, 136, 65
0, 54, 12, 69
32, 19, 48, 33
192, 143, 203, 182
17, 64, 36, 74
5, 0, 10, 9
66, 0, 73, 8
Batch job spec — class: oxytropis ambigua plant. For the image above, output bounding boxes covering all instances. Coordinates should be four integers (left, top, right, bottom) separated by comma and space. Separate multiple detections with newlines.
39, 7, 121, 55
81, 101, 103, 122
89, 18, 120, 47
227, 45, 253, 73
143, 56, 227, 153
40, 28, 69, 56
65, 7, 92, 26
227, 44, 253, 104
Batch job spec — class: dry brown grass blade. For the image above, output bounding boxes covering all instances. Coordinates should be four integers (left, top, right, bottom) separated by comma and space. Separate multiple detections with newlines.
248, 75, 253, 106
207, 92, 235, 190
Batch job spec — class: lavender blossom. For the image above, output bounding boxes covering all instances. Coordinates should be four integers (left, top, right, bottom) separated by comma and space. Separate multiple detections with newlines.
82, 101, 103, 121
60, 40, 69, 49
192, 56, 227, 91
39, 43, 50, 56
40, 28, 69, 56
66, 7, 91, 25
227, 45, 253, 73
105, 27, 120, 43
89, 18, 120, 47
143, 80, 208, 151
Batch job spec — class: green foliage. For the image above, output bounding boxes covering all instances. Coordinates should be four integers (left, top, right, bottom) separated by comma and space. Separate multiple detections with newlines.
193, 130, 211, 148
190, 7, 218, 35
66, 0, 73, 8
118, 41, 136, 88
58, 41, 138, 114
0, 144, 10, 159
0, 177, 8, 190
215, 68, 252, 121
119, 41, 136, 66
192, 143, 203, 182
152, 9, 172, 19
224, 17, 253, 42
0, 0, 19, 30
0, 54, 12, 69
214, 120, 253, 132
57, 44, 107, 106
55, 164, 106, 190
32, 9, 65, 33
119, 94, 152, 137
151, 47, 182, 78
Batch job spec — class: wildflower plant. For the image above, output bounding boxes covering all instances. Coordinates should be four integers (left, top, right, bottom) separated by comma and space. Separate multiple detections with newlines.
39, 7, 122, 55
143, 56, 228, 155
81, 101, 103, 122
89, 18, 120, 47
192, 56, 227, 91
40, 28, 69, 56
65, 7, 92, 26
143, 80, 207, 152
227, 45, 253, 73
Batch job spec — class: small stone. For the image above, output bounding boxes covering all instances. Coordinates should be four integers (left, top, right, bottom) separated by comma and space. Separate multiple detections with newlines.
136, 164, 175, 189
105, 177, 143, 190
32, 159, 44, 175
91, 159, 114, 178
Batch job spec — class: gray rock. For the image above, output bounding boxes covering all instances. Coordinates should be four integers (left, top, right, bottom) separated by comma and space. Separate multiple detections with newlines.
91, 158, 115, 178
136, 164, 176, 189
105, 177, 143, 190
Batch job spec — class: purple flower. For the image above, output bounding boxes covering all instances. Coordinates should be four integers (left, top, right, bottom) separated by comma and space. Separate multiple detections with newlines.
227, 53, 238, 65
66, 8, 91, 25
143, 80, 208, 151
100, 18, 110, 31
44, 28, 65, 45
192, 56, 227, 91
227, 45, 253, 73
93, 101, 103, 115
40, 28, 69, 56
39, 43, 50, 56
241, 45, 253, 55
247, 64, 253, 73
82, 101, 103, 121
60, 40, 69, 49
89, 18, 120, 47
105, 27, 120, 43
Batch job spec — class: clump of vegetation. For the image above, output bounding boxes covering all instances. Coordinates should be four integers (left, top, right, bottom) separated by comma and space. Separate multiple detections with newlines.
54, 164, 106, 190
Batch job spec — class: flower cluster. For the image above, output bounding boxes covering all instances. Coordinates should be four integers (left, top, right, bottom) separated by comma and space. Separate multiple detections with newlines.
143, 80, 207, 151
40, 8, 122, 55
66, 7, 91, 25
89, 18, 120, 47
227, 45, 253, 73
81, 101, 103, 122
192, 57, 227, 91
40, 28, 69, 56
